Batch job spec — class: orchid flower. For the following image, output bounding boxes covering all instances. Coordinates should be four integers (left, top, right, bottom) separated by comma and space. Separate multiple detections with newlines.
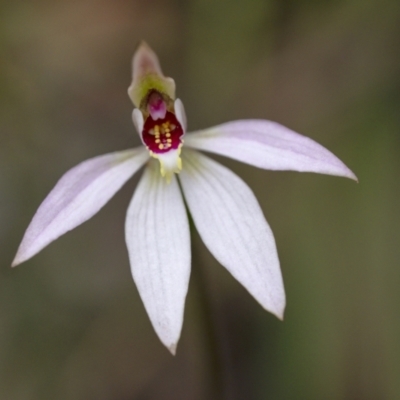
12, 42, 357, 354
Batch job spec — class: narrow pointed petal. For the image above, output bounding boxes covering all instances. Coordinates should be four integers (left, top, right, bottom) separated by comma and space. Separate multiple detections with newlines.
174, 98, 187, 132
179, 150, 285, 319
184, 120, 357, 180
125, 160, 191, 352
132, 108, 144, 135
12, 148, 149, 267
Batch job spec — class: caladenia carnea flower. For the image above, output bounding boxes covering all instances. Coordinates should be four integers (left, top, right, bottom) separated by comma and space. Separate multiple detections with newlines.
12, 42, 357, 354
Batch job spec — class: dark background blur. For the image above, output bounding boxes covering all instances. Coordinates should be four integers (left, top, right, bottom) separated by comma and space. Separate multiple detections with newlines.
1, 0, 399, 399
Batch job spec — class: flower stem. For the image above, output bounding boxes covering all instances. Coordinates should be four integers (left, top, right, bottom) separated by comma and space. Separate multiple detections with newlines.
191, 238, 233, 400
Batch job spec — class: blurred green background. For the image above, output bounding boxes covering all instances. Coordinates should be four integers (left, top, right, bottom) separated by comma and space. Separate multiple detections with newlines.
1, 0, 399, 399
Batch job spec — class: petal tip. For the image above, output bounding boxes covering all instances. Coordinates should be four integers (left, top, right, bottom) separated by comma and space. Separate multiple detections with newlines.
262, 294, 286, 321
11, 258, 19, 268
339, 164, 358, 182
167, 342, 177, 356
275, 309, 285, 321
349, 171, 359, 182
11, 247, 28, 268
270, 302, 285, 321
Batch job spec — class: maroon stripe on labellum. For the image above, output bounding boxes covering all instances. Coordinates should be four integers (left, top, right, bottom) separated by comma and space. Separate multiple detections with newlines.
142, 111, 184, 154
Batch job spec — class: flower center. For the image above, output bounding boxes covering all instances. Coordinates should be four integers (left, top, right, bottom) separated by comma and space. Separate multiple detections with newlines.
142, 111, 184, 154
138, 90, 185, 181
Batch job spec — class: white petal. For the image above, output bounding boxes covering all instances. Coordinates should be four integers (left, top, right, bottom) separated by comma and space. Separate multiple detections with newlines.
174, 98, 187, 132
185, 120, 357, 180
13, 148, 149, 267
125, 160, 191, 353
132, 108, 144, 136
179, 150, 285, 319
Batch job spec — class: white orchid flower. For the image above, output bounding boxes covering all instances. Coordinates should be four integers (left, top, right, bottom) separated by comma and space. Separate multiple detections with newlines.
12, 42, 357, 354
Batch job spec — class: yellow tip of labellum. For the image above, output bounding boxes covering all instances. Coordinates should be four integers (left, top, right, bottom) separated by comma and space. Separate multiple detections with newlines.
152, 147, 182, 183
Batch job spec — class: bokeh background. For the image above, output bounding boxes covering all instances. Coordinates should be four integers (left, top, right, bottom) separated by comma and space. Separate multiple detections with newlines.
1, 0, 399, 399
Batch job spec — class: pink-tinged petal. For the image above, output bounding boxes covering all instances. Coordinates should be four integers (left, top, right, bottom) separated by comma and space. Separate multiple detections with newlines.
179, 150, 285, 319
125, 160, 191, 354
185, 120, 357, 180
12, 148, 149, 267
